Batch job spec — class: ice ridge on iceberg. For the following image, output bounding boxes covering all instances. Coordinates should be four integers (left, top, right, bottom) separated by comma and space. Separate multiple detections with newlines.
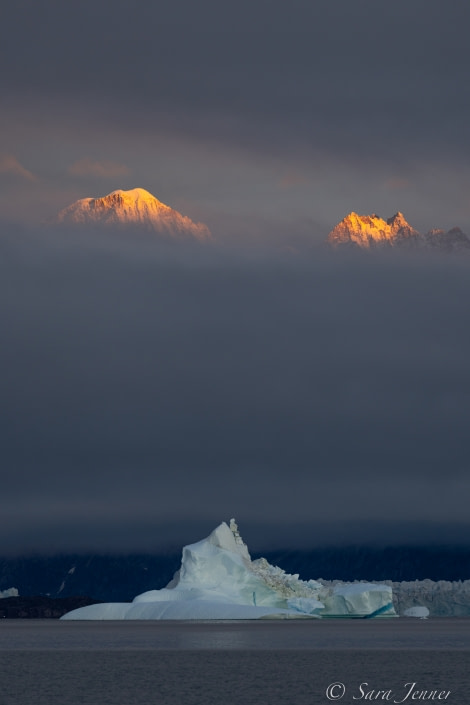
61, 520, 395, 620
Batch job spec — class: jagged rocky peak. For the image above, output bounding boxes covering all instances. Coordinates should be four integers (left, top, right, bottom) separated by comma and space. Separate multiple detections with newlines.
327, 212, 403, 248
386, 211, 417, 234
55, 187, 211, 240
424, 226, 470, 252
386, 211, 407, 227
327, 211, 470, 252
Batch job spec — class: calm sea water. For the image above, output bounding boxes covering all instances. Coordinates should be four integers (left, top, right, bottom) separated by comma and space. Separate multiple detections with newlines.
0, 620, 468, 705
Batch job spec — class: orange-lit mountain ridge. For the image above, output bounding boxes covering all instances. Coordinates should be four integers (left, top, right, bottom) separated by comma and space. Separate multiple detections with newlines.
56, 188, 211, 240
327, 212, 470, 252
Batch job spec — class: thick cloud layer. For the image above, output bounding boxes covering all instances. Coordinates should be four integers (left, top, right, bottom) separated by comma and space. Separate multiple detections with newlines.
3, 1, 468, 158
1, 1, 470, 553
1, 228, 470, 552
1, 1, 470, 231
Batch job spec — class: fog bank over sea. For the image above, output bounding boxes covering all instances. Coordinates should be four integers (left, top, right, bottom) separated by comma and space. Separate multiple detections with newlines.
1, 224, 470, 553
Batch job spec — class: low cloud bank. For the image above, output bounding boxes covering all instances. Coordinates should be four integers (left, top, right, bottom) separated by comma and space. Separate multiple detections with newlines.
1, 225, 469, 552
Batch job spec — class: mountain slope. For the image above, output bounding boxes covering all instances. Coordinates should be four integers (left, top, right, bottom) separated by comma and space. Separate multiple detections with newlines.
327, 211, 470, 251
56, 188, 211, 240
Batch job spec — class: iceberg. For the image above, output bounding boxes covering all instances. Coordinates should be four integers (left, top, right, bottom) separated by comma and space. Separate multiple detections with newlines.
0, 587, 18, 599
391, 580, 470, 616
61, 520, 395, 620
403, 606, 429, 619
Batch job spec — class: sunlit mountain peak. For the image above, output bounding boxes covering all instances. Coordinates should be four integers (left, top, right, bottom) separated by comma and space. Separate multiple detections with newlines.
55, 187, 211, 240
327, 211, 470, 252
327, 211, 417, 248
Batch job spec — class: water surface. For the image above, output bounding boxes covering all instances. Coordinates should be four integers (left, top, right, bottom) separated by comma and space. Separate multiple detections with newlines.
0, 620, 467, 705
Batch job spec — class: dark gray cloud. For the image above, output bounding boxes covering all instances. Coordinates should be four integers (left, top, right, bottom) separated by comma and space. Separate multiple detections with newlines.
1, 0, 469, 237
2, 1, 470, 169
1, 227, 470, 552
1, 1, 470, 553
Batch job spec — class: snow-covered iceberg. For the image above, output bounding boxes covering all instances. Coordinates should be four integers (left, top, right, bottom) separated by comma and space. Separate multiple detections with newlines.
0, 587, 18, 599
61, 520, 395, 620
403, 606, 429, 619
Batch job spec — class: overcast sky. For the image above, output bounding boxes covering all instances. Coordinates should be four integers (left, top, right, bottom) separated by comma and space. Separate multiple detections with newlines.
1, 1, 470, 554
2, 1, 470, 235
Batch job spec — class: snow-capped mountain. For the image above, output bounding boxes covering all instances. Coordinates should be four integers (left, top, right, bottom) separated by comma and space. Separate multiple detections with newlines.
55, 187, 211, 240
423, 226, 470, 252
327, 211, 470, 251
